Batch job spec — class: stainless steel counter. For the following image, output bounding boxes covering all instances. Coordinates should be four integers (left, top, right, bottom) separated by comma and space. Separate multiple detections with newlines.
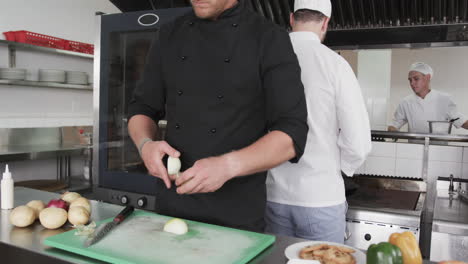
430, 194, 468, 262
0, 187, 308, 264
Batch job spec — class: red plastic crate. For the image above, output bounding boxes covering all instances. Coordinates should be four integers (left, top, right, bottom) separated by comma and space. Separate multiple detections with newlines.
64, 40, 94, 55
3, 31, 16, 41
13, 30, 66, 49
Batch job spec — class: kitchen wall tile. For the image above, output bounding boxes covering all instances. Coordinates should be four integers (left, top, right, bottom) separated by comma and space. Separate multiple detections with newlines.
463, 147, 468, 163
428, 161, 462, 179
429, 145, 463, 162
371, 98, 388, 127
370, 142, 396, 158
436, 180, 451, 192
364, 157, 396, 176
462, 163, 468, 180
396, 143, 424, 160
395, 158, 423, 179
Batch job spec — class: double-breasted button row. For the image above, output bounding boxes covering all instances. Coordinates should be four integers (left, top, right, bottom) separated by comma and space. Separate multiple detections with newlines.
173, 123, 216, 134
175, 90, 222, 100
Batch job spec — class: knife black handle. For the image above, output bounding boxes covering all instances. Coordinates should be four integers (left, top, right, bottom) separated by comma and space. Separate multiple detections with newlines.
113, 205, 134, 224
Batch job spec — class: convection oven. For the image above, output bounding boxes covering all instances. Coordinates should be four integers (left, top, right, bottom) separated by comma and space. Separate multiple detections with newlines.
92, 8, 190, 209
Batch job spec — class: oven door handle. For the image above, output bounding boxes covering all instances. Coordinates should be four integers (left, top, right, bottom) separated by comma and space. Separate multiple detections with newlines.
345, 223, 352, 241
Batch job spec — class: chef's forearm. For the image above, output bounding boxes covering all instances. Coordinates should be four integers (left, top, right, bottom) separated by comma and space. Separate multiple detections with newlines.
128, 115, 159, 147
463, 121, 468, 130
223, 130, 295, 178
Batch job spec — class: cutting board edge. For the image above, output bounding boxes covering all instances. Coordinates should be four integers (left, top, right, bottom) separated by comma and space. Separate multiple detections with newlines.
44, 210, 277, 264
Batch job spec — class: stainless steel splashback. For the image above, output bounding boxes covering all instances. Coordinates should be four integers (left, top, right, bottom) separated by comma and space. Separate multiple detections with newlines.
0, 127, 92, 147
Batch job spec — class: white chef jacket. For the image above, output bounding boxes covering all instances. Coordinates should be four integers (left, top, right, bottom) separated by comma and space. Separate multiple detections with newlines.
391, 89, 467, 133
266, 32, 372, 207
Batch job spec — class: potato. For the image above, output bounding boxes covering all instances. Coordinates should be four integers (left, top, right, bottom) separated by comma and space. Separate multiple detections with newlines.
26, 200, 45, 219
61, 191, 81, 203
39, 207, 68, 229
10, 205, 36, 227
70, 197, 91, 213
68, 206, 90, 226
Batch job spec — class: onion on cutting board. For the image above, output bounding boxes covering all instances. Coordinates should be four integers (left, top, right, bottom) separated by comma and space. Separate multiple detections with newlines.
163, 218, 188, 235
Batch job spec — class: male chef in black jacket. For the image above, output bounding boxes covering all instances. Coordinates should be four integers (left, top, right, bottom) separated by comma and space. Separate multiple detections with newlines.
127, 0, 308, 232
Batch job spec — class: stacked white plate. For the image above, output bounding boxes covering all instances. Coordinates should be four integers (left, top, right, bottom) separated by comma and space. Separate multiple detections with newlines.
66, 71, 88, 85
0, 68, 27, 80
39, 69, 66, 83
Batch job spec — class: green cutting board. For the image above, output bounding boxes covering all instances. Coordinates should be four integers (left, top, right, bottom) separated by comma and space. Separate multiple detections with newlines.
44, 211, 275, 264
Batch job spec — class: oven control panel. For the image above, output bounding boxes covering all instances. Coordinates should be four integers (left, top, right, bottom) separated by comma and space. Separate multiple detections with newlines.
345, 219, 420, 251
93, 187, 156, 210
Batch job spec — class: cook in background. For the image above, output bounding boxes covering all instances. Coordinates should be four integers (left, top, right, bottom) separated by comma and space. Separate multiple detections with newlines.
388, 62, 468, 133
127, 0, 308, 232
265, 0, 371, 243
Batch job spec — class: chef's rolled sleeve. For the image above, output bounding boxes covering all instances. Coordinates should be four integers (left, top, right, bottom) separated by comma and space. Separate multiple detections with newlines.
391, 103, 407, 129
128, 32, 166, 124
261, 28, 308, 163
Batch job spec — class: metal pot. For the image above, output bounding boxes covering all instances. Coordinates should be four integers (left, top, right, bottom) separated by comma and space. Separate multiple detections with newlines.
428, 121, 453, 134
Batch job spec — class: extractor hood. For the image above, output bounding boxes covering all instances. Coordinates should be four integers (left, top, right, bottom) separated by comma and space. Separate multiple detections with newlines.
109, 0, 468, 48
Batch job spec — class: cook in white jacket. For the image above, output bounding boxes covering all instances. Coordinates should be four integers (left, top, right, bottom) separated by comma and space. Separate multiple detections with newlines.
265, 0, 372, 243
388, 62, 468, 133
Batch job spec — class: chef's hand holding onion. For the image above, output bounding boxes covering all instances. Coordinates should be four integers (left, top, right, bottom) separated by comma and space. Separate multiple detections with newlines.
140, 140, 180, 189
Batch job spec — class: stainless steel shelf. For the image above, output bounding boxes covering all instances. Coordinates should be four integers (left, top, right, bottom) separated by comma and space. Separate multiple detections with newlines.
0, 39, 93, 59
0, 144, 87, 162
371, 130, 468, 142
0, 79, 92, 90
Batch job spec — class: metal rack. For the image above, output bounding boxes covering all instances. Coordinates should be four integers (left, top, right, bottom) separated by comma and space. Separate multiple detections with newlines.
0, 39, 93, 90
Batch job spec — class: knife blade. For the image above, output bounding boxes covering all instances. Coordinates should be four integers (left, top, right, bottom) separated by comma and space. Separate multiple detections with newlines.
84, 205, 134, 247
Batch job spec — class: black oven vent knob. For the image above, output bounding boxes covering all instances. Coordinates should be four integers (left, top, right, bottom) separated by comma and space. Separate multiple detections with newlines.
120, 195, 129, 205
137, 197, 147, 208
364, 234, 372, 241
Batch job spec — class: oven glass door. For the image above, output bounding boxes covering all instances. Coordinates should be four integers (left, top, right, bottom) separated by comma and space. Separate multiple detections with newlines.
98, 9, 190, 194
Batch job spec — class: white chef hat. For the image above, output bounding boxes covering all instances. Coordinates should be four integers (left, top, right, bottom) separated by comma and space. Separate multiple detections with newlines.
294, 0, 332, 18
409, 62, 434, 79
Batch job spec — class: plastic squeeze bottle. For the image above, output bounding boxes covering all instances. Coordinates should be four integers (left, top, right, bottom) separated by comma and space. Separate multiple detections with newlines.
1, 164, 14, 210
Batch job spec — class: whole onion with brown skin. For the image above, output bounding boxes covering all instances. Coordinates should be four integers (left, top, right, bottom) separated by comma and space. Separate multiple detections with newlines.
46, 199, 69, 211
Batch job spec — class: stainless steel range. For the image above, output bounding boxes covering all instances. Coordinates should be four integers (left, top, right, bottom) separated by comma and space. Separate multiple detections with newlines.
344, 176, 425, 251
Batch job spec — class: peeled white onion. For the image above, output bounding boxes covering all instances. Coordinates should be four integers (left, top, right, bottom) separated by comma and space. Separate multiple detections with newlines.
167, 156, 181, 176
163, 218, 188, 235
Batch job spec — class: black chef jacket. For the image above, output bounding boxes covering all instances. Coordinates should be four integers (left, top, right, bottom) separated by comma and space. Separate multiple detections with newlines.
128, 0, 308, 232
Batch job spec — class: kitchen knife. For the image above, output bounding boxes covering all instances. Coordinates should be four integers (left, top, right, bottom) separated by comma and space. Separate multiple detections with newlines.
84, 205, 134, 247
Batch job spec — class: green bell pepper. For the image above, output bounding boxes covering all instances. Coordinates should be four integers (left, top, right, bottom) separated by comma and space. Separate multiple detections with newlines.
367, 242, 403, 264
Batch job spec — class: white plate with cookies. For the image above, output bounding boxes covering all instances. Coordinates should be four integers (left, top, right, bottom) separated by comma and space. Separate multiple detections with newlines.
284, 241, 366, 264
